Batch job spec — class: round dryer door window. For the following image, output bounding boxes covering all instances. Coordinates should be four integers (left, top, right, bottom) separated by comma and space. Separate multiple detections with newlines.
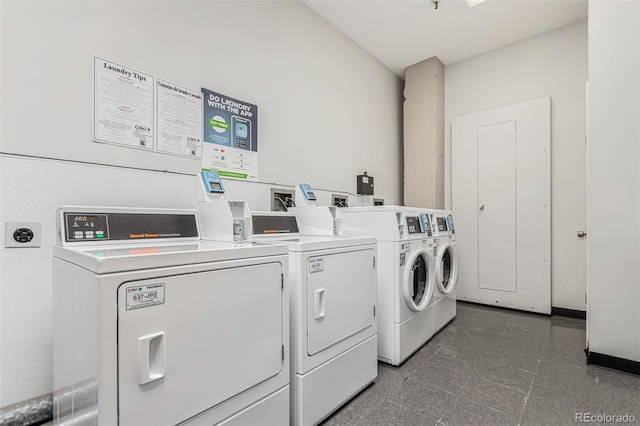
437, 244, 458, 294
403, 250, 435, 311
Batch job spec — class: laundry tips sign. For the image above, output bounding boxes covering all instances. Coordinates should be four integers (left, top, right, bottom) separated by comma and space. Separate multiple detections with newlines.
201, 88, 258, 181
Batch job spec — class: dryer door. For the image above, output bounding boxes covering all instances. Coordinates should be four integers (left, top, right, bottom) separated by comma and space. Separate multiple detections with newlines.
403, 250, 435, 311
117, 262, 284, 426
307, 248, 376, 356
436, 244, 458, 294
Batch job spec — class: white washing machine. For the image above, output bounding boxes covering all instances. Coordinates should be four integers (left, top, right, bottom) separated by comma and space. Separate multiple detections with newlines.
251, 210, 378, 426
426, 209, 459, 334
340, 206, 436, 366
53, 206, 290, 426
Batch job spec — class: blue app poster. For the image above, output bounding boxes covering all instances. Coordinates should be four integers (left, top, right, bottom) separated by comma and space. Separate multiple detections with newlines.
201, 88, 258, 181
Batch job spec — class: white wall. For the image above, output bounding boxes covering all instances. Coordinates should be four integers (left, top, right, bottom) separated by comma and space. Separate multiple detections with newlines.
0, 0, 403, 198
0, 1, 403, 407
445, 20, 588, 311
587, 0, 640, 362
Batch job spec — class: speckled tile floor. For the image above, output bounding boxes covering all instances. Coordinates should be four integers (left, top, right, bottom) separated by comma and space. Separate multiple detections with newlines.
321, 302, 640, 426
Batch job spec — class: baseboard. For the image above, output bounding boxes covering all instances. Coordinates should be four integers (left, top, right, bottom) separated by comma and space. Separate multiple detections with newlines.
585, 350, 640, 376
551, 307, 586, 320
457, 300, 549, 316
0, 393, 52, 426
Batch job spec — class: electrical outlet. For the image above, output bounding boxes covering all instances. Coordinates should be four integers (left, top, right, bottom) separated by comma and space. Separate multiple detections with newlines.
271, 188, 295, 212
5, 222, 42, 248
332, 194, 349, 208
374, 198, 385, 206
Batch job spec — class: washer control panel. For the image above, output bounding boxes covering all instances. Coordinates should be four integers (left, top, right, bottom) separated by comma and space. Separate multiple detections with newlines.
61, 209, 199, 244
406, 216, 422, 234
65, 214, 109, 241
436, 217, 448, 232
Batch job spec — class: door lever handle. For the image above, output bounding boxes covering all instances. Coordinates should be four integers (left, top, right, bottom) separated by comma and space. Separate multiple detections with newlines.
479, 204, 485, 211
314, 289, 326, 319
137, 332, 165, 386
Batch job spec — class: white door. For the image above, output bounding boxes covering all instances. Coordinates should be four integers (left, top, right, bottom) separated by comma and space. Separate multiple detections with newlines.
117, 262, 284, 426
307, 249, 375, 356
478, 121, 517, 293
452, 97, 551, 313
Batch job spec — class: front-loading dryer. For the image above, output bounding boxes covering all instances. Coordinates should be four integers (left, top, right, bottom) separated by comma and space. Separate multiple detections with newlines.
251, 212, 378, 426
340, 206, 436, 366
53, 206, 290, 426
427, 210, 459, 333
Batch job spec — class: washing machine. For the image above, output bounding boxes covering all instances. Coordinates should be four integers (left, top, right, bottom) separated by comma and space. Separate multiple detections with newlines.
427, 209, 459, 333
53, 206, 290, 426
340, 206, 436, 366
251, 207, 378, 426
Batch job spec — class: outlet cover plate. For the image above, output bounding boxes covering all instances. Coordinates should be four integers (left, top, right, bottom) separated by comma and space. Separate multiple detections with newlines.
5, 222, 42, 248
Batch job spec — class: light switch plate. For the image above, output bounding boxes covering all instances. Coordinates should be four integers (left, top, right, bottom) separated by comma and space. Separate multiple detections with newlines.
4, 222, 42, 248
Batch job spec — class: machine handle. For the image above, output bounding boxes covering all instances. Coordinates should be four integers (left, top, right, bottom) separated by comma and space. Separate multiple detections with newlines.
137, 332, 166, 386
314, 289, 326, 320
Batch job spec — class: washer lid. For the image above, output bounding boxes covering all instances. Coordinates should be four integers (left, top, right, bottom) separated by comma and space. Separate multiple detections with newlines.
253, 234, 376, 252
53, 240, 288, 274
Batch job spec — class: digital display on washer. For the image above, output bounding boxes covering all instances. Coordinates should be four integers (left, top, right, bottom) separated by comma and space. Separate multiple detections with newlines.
437, 217, 448, 232
65, 214, 109, 241
406, 216, 422, 234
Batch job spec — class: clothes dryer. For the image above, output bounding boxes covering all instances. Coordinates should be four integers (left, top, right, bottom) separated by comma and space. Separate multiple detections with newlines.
53, 206, 290, 426
340, 206, 436, 366
252, 212, 378, 425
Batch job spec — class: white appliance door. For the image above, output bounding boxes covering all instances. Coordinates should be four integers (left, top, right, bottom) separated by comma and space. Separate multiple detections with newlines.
117, 262, 284, 426
436, 244, 458, 294
452, 97, 551, 313
307, 249, 375, 356
403, 250, 435, 311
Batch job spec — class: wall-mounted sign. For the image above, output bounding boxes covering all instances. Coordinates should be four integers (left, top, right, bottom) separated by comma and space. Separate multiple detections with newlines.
156, 79, 202, 158
93, 57, 154, 150
93, 57, 202, 160
201, 88, 258, 181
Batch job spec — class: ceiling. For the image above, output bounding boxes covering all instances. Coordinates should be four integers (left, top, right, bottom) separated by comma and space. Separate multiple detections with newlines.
302, 0, 588, 77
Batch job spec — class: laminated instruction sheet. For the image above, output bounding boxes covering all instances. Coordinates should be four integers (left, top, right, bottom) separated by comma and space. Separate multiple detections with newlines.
93, 57, 203, 159
93, 57, 154, 150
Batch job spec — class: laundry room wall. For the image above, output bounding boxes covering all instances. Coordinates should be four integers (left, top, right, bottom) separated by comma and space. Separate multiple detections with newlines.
587, 0, 640, 363
0, 0, 403, 410
444, 19, 588, 311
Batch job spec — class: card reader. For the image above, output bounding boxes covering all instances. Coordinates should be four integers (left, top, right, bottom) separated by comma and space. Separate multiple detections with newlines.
201, 170, 225, 194
299, 184, 317, 201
